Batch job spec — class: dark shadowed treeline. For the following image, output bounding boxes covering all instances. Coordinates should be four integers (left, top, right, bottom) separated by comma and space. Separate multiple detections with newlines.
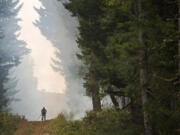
59, 0, 180, 135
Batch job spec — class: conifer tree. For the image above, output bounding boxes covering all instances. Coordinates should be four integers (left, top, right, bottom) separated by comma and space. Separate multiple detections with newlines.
63, 0, 180, 134
0, 0, 28, 109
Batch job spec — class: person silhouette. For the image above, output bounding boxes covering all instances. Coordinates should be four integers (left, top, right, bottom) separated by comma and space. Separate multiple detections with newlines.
41, 107, 47, 121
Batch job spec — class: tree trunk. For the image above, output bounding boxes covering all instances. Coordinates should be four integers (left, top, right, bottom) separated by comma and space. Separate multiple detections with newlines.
121, 96, 126, 107
110, 94, 119, 109
178, 0, 180, 84
91, 81, 101, 111
138, 1, 152, 135
90, 63, 101, 111
139, 48, 152, 135
130, 98, 144, 125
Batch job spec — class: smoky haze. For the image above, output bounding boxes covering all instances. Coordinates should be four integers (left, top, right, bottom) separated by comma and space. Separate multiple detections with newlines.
6, 0, 92, 121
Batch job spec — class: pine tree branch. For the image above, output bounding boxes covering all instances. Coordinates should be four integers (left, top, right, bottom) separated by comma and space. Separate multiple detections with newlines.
120, 101, 131, 110
152, 73, 178, 82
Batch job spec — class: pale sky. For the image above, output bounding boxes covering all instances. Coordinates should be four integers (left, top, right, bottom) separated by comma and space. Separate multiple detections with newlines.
17, 0, 66, 93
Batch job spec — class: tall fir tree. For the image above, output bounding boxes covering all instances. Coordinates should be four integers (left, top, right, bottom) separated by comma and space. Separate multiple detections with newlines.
0, 0, 28, 109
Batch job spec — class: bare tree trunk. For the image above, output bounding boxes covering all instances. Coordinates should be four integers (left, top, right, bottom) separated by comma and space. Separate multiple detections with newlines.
130, 98, 144, 125
138, 1, 152, 135
121, 96, 126, 107
90, 63, 101, 111
91, 81, 101, 111
139, 49, 152, 135
110, 94, 119, 109
178, 0, 180, 84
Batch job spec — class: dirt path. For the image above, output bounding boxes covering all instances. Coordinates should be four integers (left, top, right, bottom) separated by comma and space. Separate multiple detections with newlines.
14, 120, 51, 135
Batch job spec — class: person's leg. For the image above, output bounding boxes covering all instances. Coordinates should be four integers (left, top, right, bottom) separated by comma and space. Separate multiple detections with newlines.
42, 115, 45, 121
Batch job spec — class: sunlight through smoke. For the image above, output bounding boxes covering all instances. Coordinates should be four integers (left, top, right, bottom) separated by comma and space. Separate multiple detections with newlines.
8, 0, 92, 120
17, 0, 66, 93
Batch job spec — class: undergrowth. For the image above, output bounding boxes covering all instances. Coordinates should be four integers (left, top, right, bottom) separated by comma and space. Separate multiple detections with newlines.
0, 111, 25, 135
43, 109, 142, 135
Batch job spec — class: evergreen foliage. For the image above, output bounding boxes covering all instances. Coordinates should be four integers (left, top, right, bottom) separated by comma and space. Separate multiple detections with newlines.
0, 1, 28, 133
63, 0, 180, 134
0, 0, 28, 109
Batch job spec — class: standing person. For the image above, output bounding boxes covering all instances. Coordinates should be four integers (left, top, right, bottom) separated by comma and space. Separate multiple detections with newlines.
41, 107, 47, 121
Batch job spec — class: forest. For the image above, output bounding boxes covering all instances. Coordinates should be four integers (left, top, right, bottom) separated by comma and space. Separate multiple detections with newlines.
0, 0, 180, 135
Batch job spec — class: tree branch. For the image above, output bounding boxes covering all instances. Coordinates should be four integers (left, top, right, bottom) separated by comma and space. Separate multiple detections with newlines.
152, 73, 178, 82
107, 90, 125, 96
120, 102, 131, 110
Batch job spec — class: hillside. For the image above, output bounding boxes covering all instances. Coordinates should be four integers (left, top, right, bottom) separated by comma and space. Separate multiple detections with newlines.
12, 110, 125, 135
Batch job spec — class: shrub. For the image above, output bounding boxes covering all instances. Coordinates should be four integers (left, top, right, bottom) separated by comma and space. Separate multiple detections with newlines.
44, 109, 142, 135
0, 111, 25, 135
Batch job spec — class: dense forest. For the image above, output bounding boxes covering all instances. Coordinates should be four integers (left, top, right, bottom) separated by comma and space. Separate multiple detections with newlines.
61, 0, 180, 135
0, 0, 180, 135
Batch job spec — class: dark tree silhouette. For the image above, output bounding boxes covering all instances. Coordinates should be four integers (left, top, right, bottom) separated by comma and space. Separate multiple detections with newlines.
0, 0, 29, 109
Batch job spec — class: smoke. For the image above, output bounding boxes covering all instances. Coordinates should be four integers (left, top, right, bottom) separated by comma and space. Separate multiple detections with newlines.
6, 0, 92, 121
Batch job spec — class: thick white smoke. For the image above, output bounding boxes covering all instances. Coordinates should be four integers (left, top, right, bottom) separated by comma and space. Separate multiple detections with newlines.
6, 0, 92, 121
